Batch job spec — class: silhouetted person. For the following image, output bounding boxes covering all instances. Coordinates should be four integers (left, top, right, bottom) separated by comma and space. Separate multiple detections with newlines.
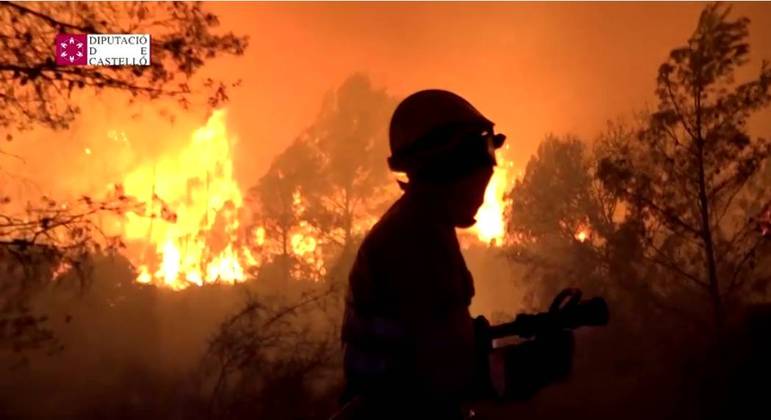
337, 90, 506, 419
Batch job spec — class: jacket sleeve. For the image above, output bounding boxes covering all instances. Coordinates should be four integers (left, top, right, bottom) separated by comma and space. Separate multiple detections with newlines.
342, 245, 411, 391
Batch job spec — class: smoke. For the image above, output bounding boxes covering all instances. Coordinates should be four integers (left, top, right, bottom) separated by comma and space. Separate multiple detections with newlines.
1, 3, 771, 420
0, 255, 237, 418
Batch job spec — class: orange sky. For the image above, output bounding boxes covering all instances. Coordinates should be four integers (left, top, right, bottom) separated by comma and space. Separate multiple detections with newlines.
4, 2, 771, 199
202, 2, 771, 183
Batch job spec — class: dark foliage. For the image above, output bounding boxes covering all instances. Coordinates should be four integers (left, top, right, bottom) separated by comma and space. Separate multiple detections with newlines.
0, 1, 248, 133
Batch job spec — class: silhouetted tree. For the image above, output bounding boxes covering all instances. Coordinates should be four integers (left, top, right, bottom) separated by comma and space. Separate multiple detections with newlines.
0, 1, 247, 133
598, 3, 771, 328
251, 139, 326, 285
201, 288, 338, 420
0, 188, 146, 359
306, 74, 398, 249
249, 74, 398, 287
505, 134, 678, 324
506, 136, 609, 303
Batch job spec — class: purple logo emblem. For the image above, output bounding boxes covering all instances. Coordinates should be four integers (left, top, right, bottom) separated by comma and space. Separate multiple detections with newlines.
55, 34, 87, 65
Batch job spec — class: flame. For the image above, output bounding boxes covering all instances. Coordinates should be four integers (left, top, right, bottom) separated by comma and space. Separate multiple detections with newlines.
574, 224, 591, 243
52, 261, 72, 279
291, 228, 317, 256
253, 226, 266, 246
136, 265, 152, 284
471, 148, 515, 245
287, 193, 326, 280
109, 110, 329, 289
116, 110, 257, 290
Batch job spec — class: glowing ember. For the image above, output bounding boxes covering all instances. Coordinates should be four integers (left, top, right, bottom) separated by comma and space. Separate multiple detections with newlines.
117, 110, 257, 290
52, 261, 72, 279
574, 226, 591, 243
471, 147, 515, 245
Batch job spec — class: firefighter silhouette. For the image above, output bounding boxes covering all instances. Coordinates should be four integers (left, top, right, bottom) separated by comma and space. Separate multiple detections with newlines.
337, 90, 572, 420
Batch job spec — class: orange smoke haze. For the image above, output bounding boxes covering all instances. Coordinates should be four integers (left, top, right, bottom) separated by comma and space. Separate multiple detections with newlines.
206, 2, 771, 178
7, 2, 771, 194
2, 2, 771, 288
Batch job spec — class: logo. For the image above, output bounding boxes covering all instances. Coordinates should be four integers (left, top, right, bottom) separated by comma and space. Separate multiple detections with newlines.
56, 34, 87, 65
54, 34, 151, 67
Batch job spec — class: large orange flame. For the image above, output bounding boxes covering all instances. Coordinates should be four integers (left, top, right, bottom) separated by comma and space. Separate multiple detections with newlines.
118, 110, 258, 290
107, 110, 514, 287
470, 146, 516, 246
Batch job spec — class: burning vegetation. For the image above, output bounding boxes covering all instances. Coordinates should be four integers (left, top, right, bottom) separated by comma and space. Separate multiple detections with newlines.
116, 110, 256, 289
103, 109, 517, 291
469, 144, 518, 246
0, 2, 770, 420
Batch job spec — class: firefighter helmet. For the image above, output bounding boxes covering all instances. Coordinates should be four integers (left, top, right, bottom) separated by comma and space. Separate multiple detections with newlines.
387, 89, 505, 179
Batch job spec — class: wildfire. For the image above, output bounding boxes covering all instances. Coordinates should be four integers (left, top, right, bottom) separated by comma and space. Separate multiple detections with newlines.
117, 110, 257, 290
287, 191, 326, 279
574, 225, 591, 243
471, 147, 516, 245
102, 110, 519, 288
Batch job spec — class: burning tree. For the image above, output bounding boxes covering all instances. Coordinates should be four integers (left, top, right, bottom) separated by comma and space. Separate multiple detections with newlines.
0, 2, 248, 356
250, 74, 398, 288
252, 138, 328, 286
306, 74, 398, 249
197, 74, 399, 418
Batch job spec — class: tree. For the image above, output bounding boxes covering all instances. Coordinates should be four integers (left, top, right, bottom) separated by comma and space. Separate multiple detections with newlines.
0, 187, 148, 359
201, 289, 339, 420
0, 2, 247, 133
305, 74, 398, 249
506, 136, 609, 303
249, 74, 398, 288
504, 132, 752, 420
0, 2, 248, 356
250, 138, 327, 286
505, 134, 671, 320
0, 1, 249, 267
597, 3, 771, 328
